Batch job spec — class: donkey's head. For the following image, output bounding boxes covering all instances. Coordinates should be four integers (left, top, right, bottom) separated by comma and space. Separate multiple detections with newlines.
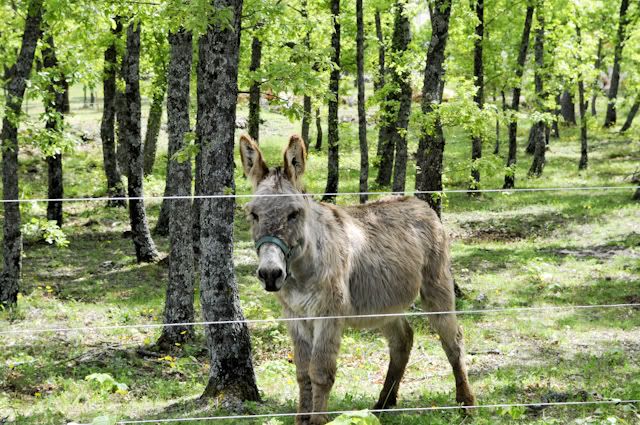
240, 134, 308, 292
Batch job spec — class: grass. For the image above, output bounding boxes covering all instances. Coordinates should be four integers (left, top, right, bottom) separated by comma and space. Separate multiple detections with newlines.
0, 91, 639, 425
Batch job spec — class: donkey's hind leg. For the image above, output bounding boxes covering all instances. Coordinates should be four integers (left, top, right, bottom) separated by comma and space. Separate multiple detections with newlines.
374, 317, 414, 410
421, 264, 476, 406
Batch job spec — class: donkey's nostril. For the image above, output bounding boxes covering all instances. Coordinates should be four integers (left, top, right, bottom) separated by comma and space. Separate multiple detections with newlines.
258, 268, 284, 291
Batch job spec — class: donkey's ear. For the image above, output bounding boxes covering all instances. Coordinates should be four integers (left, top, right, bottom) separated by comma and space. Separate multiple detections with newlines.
239, 134, 268, 189
283, 134, 307, 187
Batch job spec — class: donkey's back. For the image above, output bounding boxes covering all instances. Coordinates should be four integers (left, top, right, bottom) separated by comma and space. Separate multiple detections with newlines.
333, 196, 453, 328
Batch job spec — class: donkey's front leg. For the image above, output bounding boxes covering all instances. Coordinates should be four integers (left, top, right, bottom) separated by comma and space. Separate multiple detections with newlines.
308, 318, 343, 425
288, 320, 313, 425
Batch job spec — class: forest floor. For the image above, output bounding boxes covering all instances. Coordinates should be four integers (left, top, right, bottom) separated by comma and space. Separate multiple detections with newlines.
1, 95, 639, 424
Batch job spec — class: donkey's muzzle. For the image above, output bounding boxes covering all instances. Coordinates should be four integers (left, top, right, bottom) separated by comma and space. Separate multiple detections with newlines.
258, 267, 284, 292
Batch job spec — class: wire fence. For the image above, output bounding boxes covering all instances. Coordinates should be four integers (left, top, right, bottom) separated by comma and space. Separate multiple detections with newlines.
2, 184, 638, 423
103, 399, 640, 424
1, 185, 638, 204
2, 303, 639, 336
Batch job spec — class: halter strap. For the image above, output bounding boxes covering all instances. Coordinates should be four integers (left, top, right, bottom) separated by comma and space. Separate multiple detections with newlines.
255, 235, 291, 258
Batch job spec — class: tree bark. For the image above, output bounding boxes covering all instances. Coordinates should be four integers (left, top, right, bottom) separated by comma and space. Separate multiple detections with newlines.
1, 0, 44, 307
122, 21, 159, 263
197, 0, 260, 402
42, 34, 67, 227
604, 0, 630, 127
528, 6, 546, 177
314, 107, 322, 150
577, 28, 588, 171
415, 0, 452, 217
248, 34, 262, 142
390, 1, 412, 194
100, 16, 126, 207
356, 0, 368, 203
470, 0, 484, 191
590, 38, 602, 117
157, 29, 195, 348
322, 0, 341, 203
620, 98, 639, 133
503, 5, 534, 189
143, 77, 166, 176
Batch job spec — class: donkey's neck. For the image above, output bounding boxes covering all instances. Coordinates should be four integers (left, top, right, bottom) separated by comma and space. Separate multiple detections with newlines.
289, 200, 350, 285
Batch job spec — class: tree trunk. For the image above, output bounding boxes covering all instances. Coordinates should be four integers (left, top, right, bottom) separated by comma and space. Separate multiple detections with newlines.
143, 79, 166, 176
503, 5, 534, 189
470, 0, 484, 191
248, 34, 262, 142
604, 0, 630, 127
122, 21, 159, 263
560, 89, 576, 125
157, 29, 195, 348
415, 0, 452, 217
314, 107, 322, 150
42, 34, 66, 227
590, 38, 602, 117
390, 1, 412, 194
0, 0, 44, 307
356, 0, 368, 203
529, 6, 546, 177
620, 98, 639, 133
552, 94, 560, 138
494, 90, 506, 154
576, 25, 588, 170
374, 8, 387, 162
197, 0, 260, 402
100, 16, 126, 207
322, 0, 341, 203
374, 9, 385, 93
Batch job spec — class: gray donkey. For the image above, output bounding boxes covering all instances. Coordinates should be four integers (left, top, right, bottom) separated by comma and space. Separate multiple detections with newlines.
240, 134, 475, 424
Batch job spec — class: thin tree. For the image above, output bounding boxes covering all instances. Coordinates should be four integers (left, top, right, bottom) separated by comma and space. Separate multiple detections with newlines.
157, 29, 195, 349
248, 33, 262, 142
0, 0, 44, 307
42, 34, 68, 227
100, 17, 126, 207
121, 21, 159, 263
590, 38, 603, 116
197, 0, 260, 402
142, 39, 168, 176
322, 0, 341, 203
356, 0, 368, 203
314, 107, 322, 150
377, 1, 411, 189
576, 25, 588, 170
415, 0, 452, 217
470, 0, 484, 191
604, 0, 630, 127
620, 97, 639, 132
374, 8, 386, 160
560, 89, 576, 125
301, 0, 312, 147
528, 5, 547, 177
503, 4, 534, 189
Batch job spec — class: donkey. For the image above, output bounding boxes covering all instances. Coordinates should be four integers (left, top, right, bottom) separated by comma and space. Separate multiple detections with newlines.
239, 134, 475, 424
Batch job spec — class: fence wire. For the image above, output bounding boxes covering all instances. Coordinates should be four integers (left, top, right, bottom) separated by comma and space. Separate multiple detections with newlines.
72, 399, 639, 424
2, 303, 639, 336
0, 185, 638, 204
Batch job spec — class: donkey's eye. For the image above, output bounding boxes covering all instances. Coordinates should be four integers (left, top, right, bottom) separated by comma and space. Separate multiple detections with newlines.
250, 212, 259, 222
287, 210, 300, 222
